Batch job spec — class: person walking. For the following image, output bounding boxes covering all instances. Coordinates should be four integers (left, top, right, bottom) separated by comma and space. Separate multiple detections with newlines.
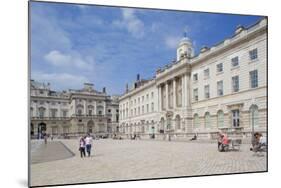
85, 134, 93, 157
79, 136, 86, 158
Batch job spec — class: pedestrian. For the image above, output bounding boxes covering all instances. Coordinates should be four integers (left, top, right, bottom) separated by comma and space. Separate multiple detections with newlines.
79, 136, 86, 158
44, 133, 48, 145
85, 134, 93, 157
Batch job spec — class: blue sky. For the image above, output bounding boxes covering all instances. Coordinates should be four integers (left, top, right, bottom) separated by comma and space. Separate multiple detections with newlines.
30, 2, 262, 95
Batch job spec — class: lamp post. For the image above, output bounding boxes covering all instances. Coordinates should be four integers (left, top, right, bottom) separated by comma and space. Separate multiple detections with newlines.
251, 108, 255, 147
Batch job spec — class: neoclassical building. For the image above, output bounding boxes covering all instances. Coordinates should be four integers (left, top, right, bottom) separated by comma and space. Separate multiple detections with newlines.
30, 81, 119, 138
118, 18, 267, 140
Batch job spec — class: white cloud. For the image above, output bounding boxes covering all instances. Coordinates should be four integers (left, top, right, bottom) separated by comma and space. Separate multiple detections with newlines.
164, 36, 181, 49
112, 8, 145, 38
32, 72, 90, 90
44, 50, 93, 70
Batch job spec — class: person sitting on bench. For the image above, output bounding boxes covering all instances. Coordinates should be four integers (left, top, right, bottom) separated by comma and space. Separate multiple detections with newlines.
190, 134, 197, 141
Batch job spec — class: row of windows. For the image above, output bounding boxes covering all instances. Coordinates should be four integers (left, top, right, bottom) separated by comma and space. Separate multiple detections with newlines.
120, 103, 155, 119
121, 92, 154, 110
193, 70, 259, 101
193, 106, 259, 128
193, 48, 258, 81
32, 100, 68, 105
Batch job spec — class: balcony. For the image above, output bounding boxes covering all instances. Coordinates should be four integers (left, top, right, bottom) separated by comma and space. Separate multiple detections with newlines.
31, 117, 71, 121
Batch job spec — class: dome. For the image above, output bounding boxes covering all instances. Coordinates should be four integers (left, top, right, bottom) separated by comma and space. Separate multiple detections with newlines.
178, 32, 192, 46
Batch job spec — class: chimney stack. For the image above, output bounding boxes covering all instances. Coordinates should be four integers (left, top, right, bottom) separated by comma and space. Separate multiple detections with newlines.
126, 83, 129, 93
137, 74, 140, 81
103, 87, 106, 93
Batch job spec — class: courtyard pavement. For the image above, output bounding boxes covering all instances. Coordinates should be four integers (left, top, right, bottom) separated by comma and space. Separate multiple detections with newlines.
30, 139, 267, 187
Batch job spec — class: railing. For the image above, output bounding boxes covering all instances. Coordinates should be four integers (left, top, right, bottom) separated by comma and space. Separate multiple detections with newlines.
31, 117, 71, 121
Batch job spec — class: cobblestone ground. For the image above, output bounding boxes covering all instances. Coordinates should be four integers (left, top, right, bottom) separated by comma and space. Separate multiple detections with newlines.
30, 139, 267, 187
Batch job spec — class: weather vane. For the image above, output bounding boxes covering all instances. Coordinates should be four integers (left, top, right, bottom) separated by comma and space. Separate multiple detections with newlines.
183, 26, 188, 38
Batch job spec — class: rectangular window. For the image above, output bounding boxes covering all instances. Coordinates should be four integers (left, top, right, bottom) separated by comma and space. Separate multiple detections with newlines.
142, 96, 144, 103
88, 110, 92, 116
250, 70, 258, 88
204, 69, 210, 79
204, 85, 210, 99
232, 76, 239, 92
142, 106, 144, 114
193, 88, 198, 101
249, 48, 258, 60
51, 109, 57, 118
146, 104, 149, 113
146, 94, 149, 100
216, 63, 223, 73
217, 81, 223, 96
151, 92, 154, 99
151, 102, 154, 112
232, 110, 240, 127
193, 73, 198, 81
231, 56, 239, 67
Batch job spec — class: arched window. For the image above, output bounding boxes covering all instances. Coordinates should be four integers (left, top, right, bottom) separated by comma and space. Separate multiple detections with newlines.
250, 105, 259, 128
38, 107, 45, 118
175, 115, 181, 130
193, 114, 199, 128
205, 112, 211, 128
77, 109, 82, 116
217, 110, 224, 128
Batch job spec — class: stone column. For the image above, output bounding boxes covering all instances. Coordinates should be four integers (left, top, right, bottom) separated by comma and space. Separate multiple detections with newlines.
182, 74, 186, 107
165, 82, 169, 110
158, 85, 162, 111
186, 73, 191, 108
173, 78, 177, 109
83, 99, 87, 115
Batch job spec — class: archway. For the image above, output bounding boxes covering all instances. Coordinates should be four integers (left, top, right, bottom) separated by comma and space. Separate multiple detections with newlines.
30, 123, 34, 136
87, 120, 95, 133
37, 122, 46, 139
175, 115, 181, 130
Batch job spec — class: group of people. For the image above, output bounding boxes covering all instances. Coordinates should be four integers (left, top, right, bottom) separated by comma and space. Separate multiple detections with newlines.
217, 132, 229, 152
217, 131, 267, 152
79, 134, 93, 158
251, 132, 266, 152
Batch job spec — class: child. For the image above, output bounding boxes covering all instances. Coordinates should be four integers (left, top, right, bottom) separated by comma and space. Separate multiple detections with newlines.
79, 137, 86, 158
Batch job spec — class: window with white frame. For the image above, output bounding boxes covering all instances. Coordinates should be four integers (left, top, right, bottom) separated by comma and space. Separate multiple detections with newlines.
194, 114, 199, 127
193, 88, 198, 101
250, 70, 258, 88
232, 76, 239, 92
151, 102, 154, 112
205, 112, 211, 128
217, 81, 223, 96
232, 110, 240, 127
216, 63, 223, 73
142, 106, 144, 114
217, 110, 224, 127
193, 73, 198, 81
62, 110, 67, 117
146, 104, 149, 113
249, 48, 258, 60
231, 56, 239, 67
204, 85, 210, 99
250, 105, 259, 128
204, 68, 210, 79
51, 109, 57, 118
151, 92, 154, 99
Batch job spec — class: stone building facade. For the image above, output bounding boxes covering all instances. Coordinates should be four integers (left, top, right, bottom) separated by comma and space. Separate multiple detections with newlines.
118, 18, 267, 140
30, 81, 119, 138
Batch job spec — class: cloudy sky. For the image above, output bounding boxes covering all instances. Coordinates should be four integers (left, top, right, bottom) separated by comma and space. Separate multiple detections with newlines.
30, 2, 262, 95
